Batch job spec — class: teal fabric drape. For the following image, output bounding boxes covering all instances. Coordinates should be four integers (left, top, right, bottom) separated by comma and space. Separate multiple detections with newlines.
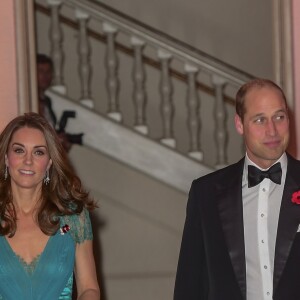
0, 209, 93, 300
0, 231, 75, 299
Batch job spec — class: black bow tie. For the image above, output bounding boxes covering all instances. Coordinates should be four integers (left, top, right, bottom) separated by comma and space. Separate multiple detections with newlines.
248, 162, 282, 188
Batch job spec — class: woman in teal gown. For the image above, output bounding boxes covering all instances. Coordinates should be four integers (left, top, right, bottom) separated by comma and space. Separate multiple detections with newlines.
0, 113, 100, 299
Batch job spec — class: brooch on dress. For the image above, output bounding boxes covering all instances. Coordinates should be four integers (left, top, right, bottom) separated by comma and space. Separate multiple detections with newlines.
60, 224, 70, 235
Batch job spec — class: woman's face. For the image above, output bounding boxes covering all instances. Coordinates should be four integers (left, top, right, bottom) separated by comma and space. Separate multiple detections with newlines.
5, 127, 52, 191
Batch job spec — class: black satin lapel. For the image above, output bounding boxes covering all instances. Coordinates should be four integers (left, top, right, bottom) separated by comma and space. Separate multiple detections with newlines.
216, 164, 246, 300
273, 161, 300, 290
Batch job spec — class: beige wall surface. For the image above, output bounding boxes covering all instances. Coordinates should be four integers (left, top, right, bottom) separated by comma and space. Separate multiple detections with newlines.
69, 145, 187, 300
0, 1, 18, 130
98, 0, 274, 79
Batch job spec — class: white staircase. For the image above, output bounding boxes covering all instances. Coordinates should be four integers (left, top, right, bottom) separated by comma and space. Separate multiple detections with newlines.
35, 0, 252, 170
48, 89, 213, 193
34, 1, 254, 299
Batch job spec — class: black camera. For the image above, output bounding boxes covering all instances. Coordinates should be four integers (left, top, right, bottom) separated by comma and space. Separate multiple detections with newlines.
57, 110, 84, 145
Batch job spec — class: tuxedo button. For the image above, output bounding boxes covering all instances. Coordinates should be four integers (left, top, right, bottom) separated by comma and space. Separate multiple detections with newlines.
264, 265, 268, 269
261, 213, 264, 217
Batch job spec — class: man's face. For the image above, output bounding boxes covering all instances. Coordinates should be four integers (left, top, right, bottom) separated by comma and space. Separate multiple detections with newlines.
235, 86, 289, 169
37, 63, 53, 91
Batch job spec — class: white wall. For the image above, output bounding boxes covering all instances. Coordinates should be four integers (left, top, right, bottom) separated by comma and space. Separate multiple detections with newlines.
69, 145, 187, 300
98, 0, 274, 79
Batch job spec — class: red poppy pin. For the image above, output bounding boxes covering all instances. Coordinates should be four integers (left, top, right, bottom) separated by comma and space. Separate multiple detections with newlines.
60, 224, 70, 235
291, 191, 300, 205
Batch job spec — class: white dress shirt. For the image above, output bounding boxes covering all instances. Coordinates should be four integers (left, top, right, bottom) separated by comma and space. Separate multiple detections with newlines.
242, 153, 287, 300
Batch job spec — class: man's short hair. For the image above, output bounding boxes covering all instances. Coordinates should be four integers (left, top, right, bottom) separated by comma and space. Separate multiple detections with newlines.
235, 78, 287, 121
37, 53, 53, 69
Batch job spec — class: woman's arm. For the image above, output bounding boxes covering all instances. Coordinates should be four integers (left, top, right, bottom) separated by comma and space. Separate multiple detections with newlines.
74, 240, 100, 300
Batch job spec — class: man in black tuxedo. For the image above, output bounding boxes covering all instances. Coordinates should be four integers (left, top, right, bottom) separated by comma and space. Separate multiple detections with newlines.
174, 79, 300, 300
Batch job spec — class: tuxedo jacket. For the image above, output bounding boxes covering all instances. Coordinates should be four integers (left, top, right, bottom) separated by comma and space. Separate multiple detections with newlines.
174, 154, 300, 300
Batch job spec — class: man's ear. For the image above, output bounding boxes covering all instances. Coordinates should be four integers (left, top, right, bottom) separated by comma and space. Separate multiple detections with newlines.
235, 114, 244, 136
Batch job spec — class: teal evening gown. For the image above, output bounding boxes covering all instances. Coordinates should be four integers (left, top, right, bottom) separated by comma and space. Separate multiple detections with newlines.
0, 209, 93, 300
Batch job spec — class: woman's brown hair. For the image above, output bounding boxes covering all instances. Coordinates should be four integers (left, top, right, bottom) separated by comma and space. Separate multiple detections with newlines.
0, 112, 96, 237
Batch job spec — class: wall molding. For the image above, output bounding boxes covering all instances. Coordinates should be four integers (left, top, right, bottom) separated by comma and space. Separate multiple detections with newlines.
273, 0, 294, 108
14, 0, 38, 114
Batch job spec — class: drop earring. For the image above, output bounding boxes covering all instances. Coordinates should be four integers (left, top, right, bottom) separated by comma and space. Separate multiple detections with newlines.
44, 169, 50, 185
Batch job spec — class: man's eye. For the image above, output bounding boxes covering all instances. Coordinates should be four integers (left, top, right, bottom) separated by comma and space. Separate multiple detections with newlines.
274, 114, 285, 121
254, 117, 265, 124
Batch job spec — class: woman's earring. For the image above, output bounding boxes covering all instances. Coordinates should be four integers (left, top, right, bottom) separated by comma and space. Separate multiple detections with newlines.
4, 165, 8, 180
44, 169, 50, 185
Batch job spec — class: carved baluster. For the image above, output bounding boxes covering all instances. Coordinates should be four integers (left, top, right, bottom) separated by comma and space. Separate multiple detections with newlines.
47, 0, 65, 94
212, 75, 228, 168
185, 64, 203, 161
158, 50, 175, 148
103, 22, 121, 122
131, 36, 147, 135
75, 9, 93, 108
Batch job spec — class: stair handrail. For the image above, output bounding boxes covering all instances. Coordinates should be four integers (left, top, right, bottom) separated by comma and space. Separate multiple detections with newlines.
37, 0, 253, 167
64, 0, 253, 87
35, 2, 236, 106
